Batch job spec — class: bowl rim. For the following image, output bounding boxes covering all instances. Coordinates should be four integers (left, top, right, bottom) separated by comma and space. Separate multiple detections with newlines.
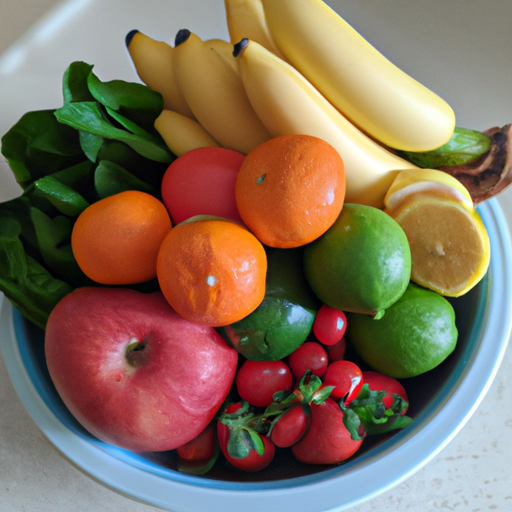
1, 197, 511, 512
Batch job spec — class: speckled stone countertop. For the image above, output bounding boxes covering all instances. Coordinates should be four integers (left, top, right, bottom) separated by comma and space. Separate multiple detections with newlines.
1, 1, 512, 511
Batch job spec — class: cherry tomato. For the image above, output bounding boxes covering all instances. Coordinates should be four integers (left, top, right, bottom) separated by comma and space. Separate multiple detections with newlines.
313, 304, 347, 345
323, 360, 364, 402
270, 404, 310, 448
326, 337, 347, 363
236, 360, 293, 407
161, 147, 244, 224
217, 402, 275, 472
287, 341, 328, 380
363, 370, 409, 411
176, 423, 216, 462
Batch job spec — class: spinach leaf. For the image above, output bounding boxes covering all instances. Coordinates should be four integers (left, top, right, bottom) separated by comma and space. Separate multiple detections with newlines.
94, 160, 160, 199
54, 101, 172, 163
63, 61, 95, 103
0, 217, 72, 330
87, 71, 164, 130
1, 110, 83, 188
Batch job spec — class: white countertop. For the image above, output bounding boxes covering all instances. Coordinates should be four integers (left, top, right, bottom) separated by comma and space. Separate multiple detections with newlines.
1, 1, 512, 511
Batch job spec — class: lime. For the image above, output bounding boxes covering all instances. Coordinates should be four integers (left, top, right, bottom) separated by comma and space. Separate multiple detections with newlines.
303, 203, 411, 316
346, 283, 458, 378
219, 247, 319, 360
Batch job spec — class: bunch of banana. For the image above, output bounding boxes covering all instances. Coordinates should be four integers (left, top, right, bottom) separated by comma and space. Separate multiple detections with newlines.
125, 0, 459, 207
260, 0, 456, 153
224, 0, 286, 60
125, 29, 194, 119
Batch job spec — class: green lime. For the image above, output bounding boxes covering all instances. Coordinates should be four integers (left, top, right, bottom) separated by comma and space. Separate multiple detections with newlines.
219, 247, 319, 360
346, 283, 458, 378
303, 203, 411, 316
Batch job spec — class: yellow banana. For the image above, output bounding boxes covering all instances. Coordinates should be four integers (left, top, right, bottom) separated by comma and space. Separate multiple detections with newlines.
224, 0, 286, 60
125, 30, 195, 119
260, 0, 456, 152
205, 38, 238, 72
154, 110, 220, 157
174, 29, 272, 155
234, 39, 419, 208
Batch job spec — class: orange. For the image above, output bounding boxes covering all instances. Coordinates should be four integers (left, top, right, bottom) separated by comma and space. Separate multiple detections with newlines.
156, 217, 267, 326
235, 134, 345, 248
71, 190, 172, 285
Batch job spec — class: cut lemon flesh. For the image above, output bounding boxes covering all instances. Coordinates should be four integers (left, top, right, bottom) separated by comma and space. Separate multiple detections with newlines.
384, 168, 474, 213
391, 197, 490, 297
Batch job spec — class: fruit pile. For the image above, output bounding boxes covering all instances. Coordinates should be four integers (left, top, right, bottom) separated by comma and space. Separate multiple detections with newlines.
0, 0, 509, 477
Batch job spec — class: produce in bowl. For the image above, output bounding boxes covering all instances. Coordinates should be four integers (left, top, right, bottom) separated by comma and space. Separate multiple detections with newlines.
1, 1, 512, 512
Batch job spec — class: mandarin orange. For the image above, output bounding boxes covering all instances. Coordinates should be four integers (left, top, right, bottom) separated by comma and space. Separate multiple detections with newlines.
235, 134, 345, 248
71, 190, 172, 284
156, 217, 267, 326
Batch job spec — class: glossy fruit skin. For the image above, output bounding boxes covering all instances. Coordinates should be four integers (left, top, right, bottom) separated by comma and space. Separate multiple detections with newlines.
219, 247, 319, 361
270, 404, 310, 448
313, 304, 347, 345
157, 218, 267, 326
346, 282, 458, 378
291, 398, 363, 465
288, 341, 329, 379
303, 203, 411, 316
217, 414, 275, 472
323, 360, 364, 401
236, 360, 293, 407
176, 423, 217, 462
235, 134, 345, 248
71, 190, 171, 285
45, 287, 238, 452
363, 371, 409, 411
161, 147, 244, 224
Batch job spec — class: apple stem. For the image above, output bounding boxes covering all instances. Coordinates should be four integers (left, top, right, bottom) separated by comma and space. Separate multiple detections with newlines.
125, 337, 148, 367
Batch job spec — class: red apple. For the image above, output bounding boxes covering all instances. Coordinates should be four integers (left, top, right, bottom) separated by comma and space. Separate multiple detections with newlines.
44, 287, 238, 452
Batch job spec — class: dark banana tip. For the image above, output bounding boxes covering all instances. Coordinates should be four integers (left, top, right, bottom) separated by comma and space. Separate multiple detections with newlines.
125, 29, 139, 48
175, 29, 191, 47
233, 38, 249, 58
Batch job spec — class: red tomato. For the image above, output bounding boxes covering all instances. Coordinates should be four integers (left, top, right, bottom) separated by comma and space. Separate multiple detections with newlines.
288, 342, 328, 380
236, 360, 292, 407
270, 404, 310, 448
291, 397, 363, 465
217, 418, 275, 472
326, 337, 347, 363
313, 304, 347, 345
161, 147, 244, 224
363, 370, 409, 411
323, 360, 363, 402
176, 423, 216, 462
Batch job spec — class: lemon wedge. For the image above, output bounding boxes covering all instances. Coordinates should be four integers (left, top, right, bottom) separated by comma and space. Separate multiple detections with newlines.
384, 168, 473, 213
384, 169, 490, 297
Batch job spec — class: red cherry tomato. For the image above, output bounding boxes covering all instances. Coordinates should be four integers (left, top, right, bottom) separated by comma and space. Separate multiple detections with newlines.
161, 147, 244, 224
216, 404, 275, 472
313, 304, 347, 345
326, 337, 347, 363
323, 360, 364, 402
176, 423, 216, 462
288, 341, 328, 380
363, 370, 409, 412
270, 404, 310, 448
236, 360, 293, 407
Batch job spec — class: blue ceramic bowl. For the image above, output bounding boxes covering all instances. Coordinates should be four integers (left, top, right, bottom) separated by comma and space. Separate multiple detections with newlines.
1, 198, 511, 512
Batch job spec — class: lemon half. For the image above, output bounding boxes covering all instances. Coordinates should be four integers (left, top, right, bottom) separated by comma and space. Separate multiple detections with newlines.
391, 197, 490, 297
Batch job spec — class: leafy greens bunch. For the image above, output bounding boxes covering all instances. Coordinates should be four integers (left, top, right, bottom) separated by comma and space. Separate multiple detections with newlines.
0, 61, 174, 329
